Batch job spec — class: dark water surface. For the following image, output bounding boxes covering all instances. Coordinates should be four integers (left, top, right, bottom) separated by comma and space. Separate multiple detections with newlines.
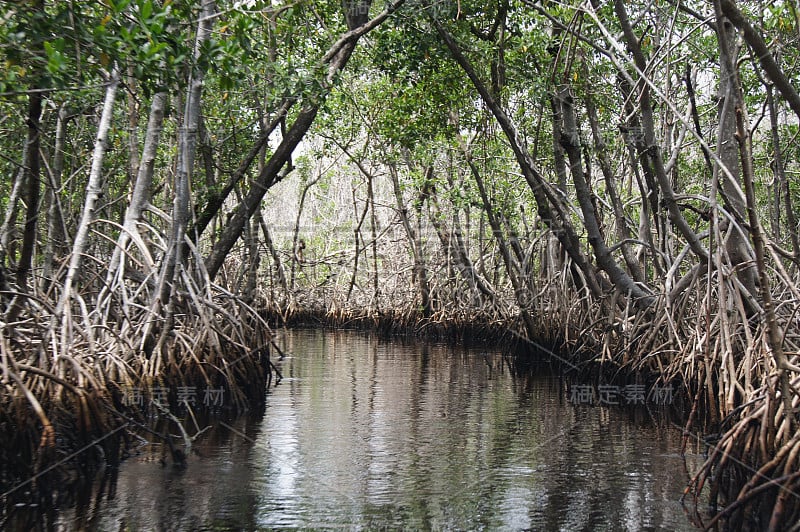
19, 329, 702, 530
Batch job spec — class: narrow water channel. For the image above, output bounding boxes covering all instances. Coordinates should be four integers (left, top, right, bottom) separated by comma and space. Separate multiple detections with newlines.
19, 329, 701, 530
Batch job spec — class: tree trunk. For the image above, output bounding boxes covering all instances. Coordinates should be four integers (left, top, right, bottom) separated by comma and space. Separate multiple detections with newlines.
204, 0, 401, 280
389, 163, 432, 317
17, 90, 42, 290
189, 98, 292, 243
105, 90, 167, 286
719, 0, 800, 123
368, 168, 379, 309
346, 163, 372, 303
244, 214, 259, 303
42, 104, 70, 293
157, 0, 215, 309
426, 168, 495, 304
613, 0, 708, 263
259, 215, 288, 301
734, 72, 797, 433
458, 133, 539, 337
714, 0, 759, 301
127, 65, 141, 184
616, 73, 664, 278
1, 166, 25, 271
14, 0, 46, 294
556, 87, 654, 310
583, 88, 645, 284
290, 174, 322, 291
767, 84, 799, 267
434, 19, 603, 300
55, 68, 120, 320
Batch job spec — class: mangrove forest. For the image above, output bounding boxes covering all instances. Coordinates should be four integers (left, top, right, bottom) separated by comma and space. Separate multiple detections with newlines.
2, 0, 800, 529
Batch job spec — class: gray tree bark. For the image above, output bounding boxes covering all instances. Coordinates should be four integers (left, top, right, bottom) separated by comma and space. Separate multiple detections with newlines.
556, 87, 654, 310
105, 90, 168, 287
714, 0, 759, 301
157, 0, 215, 309
42, 104, 71, 293
583, 90, 645, 285
719, 0, 800, 123
766, 84, 799, 267
56, 68, 120, 321
389, 163, 432, 317
613, 0, 709, 263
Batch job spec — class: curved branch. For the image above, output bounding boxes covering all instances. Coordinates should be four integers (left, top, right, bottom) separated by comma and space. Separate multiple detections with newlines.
432, 17, 603, 299
719, 0, 800, 123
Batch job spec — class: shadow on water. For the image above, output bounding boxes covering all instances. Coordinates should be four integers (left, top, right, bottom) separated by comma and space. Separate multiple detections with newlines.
3, 328, 705, 531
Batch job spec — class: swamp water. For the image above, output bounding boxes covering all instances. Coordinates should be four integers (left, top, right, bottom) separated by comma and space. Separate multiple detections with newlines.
10, 329, 704, 530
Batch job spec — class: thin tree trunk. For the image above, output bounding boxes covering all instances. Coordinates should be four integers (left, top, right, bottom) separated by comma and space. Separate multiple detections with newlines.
734, 76, 797, 433
368, 170, 379, 309
189, 98, 292, 243
322, 139, 372, 302
426, 170, 495, 304
556, 87, 654, 310
684, 64, 715, 178
389, 163, 432, 317
42, 104, 70, 292
290, 174, 322, 291
613, 0, 709, 263
550, 98, 569, 195
14, 0, 46, 294
433, 18, 603, 299
244, 215, 259, 303
17, 90, 42, 290
204, 0, 401, 280
766, 84, 800, 267
55, 68, 120, 321
1, 166, 25, 269
444, 168, 496, 303
617, 74, 663, 278
719, 0, 800, 123
259, 216, 288, 300
158, 0, 215, 309
127, 65, 141, 183
714, 0, 759, 301
105, 90, 167, 285
347, 174, 370, 302
255, 119, 288, 304
583, 88, 645, 284
458, 134, 539, 337
548, 25, 569, 196
428, 195, 469, 299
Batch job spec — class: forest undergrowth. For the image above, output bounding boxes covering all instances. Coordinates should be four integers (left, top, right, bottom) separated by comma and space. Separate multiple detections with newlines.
257, 244, 800, 529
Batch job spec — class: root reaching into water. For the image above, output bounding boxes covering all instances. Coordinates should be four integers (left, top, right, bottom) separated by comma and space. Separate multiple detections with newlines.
3, 217, 799, 531
269, 242, 800, 529
0, 254, 278, 501
533, 265, 800, 530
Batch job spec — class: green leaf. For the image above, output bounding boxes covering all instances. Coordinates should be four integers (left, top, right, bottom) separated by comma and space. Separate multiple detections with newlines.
141, 0, 152, 21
